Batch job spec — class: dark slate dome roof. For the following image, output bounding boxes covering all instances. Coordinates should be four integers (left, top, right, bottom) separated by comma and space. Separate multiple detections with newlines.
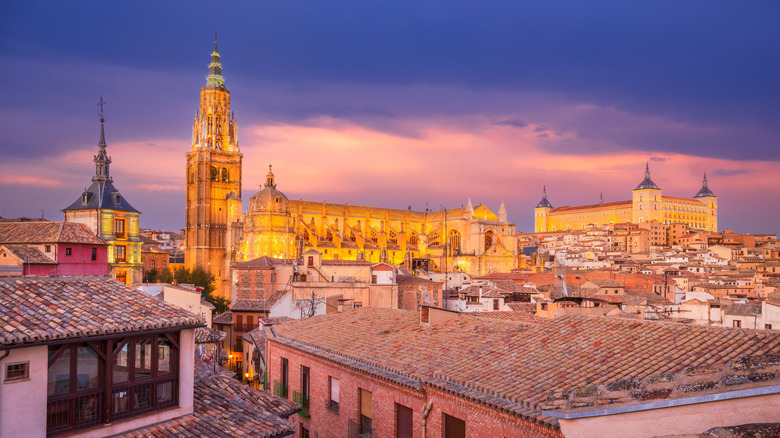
633, 163, 661, 191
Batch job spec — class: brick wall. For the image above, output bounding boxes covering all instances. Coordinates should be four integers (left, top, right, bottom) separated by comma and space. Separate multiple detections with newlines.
266, 337, 563, 438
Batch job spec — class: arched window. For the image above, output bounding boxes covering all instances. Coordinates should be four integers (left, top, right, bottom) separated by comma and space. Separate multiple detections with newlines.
448, 230, 461, 252
429, 232, 440, 246
302, 229, 309, 242
484, 230, 494, 251
409, 233, 419, 245
349, 230, 356, 242
389, 230, 398, 245
221, 168, 229, 182
369, 229, 378, 244
210, 166, 219, 181
216, 115, 222, 136
326, 229, 333, 242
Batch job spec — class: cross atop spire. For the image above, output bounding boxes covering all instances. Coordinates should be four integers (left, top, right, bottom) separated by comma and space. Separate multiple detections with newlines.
93, 97, 112, 183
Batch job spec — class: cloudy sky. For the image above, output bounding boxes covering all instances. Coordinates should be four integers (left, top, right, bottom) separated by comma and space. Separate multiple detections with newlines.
1, 1, 778, 233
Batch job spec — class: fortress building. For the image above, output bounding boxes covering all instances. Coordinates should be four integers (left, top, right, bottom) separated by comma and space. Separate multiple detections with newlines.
534, 164, 718, 233
184, 39, 517, 297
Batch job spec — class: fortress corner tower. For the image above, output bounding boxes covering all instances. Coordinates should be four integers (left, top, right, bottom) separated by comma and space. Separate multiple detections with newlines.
185, 34, 243, 298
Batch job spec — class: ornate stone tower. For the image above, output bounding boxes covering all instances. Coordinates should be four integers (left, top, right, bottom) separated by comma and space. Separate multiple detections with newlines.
185, 34, 243, 298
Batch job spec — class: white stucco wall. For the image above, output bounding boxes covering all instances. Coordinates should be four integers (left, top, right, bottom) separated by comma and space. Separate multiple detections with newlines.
0, 345, 48, 438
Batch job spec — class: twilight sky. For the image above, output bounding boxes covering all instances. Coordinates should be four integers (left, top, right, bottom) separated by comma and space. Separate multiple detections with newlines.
1, 1, 779, 234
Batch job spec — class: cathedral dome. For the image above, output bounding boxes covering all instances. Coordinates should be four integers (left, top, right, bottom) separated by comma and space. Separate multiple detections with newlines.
249, 166, 289, 214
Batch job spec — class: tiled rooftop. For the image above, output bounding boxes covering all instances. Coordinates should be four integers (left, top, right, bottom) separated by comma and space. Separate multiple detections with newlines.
121, 365, 298, 438
232, 298, 274, 312
0, 221, 106, 245
270, 307, 780, 426
1, 245, 56, 264
213, 310, 234, 325
0, 276, 204, 347
194, 327, 227, 344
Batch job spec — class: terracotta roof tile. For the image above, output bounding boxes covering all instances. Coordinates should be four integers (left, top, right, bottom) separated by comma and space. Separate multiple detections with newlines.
1, 245, 56, 264
0, 221, 106, 245
270, 308, 780, 425
0, 276, 204, 347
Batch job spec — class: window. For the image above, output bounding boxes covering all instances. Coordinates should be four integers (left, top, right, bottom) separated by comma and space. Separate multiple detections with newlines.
733, 320, 741, 328
328, 377, 339, 412
484, 230, 494, 251
766, 324, 773, 330
116, 245, 127, 263
360, 388, 373, 431
115, 218, 126, 238
151, 260, 155, 270
45, 245, 51, 253
294, 366, 311, 417
5, 362, 29, 382
353, 302, 362, 309
443, 413, 466, 438
65, 248, 72, 256
273, 357, 289, 398
396, 403, 413, 438
91, 248, 97, 261
47, 334, 179, 435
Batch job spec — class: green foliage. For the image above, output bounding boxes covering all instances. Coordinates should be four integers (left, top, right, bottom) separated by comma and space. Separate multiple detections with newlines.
172, 267, 230, 314
143, 268, 173, 284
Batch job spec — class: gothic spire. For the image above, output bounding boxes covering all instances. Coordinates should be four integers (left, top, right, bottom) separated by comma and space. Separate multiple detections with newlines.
93, 97, 112, 183
536, 185, 553, 209
600, 192, 604, 204
206, 32, 225, 88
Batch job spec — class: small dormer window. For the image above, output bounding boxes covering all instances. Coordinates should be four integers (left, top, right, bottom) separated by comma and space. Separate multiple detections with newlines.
113, 193, 121, 205
81, 192, 89, 205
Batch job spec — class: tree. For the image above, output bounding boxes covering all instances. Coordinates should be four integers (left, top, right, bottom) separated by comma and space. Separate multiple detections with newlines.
172, 267, 230, 314
143, 268, 173, 284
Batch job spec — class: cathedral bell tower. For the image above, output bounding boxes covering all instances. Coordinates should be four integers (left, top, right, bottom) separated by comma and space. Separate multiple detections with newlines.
185, 34, 243, 299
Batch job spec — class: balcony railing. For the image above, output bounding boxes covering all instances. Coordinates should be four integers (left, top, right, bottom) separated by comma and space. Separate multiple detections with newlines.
292, 391, 310, 417
46, 389, 103, 436
262, 371, 270, 391
348, 419, 373, 438
273, 380, 288, 398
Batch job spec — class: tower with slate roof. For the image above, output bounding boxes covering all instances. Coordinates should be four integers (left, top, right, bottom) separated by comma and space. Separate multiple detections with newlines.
185, 34, 243, 298
693, 172, 718, 232
632, 162, 663, 224
63, 102, 142, 284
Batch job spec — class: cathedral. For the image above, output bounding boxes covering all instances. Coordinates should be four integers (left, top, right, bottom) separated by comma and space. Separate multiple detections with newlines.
534, 163, 718, 233
184, 38, 518, 297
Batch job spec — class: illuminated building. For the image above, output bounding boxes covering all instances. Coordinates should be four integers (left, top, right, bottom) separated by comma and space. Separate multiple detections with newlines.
242, 168, 518, 276
184, 34, 243, 297
63, 113, 142, 284
184, 39, 518, 289
534, 164, 718, 233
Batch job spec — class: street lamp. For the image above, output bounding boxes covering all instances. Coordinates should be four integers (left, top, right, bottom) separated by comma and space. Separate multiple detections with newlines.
228, 353, 233, 371
245, 372, 250, 385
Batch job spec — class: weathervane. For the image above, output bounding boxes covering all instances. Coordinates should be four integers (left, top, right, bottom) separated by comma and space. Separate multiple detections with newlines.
97, 96, 106, 120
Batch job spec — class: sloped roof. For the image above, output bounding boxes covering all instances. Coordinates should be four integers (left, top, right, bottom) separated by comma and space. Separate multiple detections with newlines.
63, 180, 140, 213
0, 221, 106, 245
270, 307, 780, 425
123, 371, 298, 437
0, 245, 56, 264
0, 276, 204, 347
